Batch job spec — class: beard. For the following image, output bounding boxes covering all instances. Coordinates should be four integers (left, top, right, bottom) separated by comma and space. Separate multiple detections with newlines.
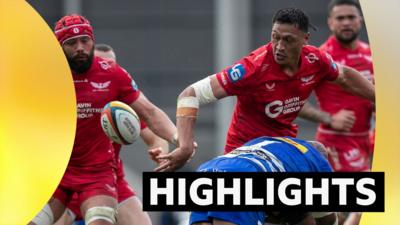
335, 29, 360, 45
67, 47, 94, 74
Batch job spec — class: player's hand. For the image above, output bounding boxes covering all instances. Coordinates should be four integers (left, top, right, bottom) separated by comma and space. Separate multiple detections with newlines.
154, 143, 197, 172
148, 147, 164, 164
330, 109, 355, 132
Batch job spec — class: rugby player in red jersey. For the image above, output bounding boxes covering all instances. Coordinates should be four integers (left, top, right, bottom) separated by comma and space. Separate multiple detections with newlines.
54, 44, 169, 225
30, 14, 176, 225
299, 0, 374, 172
154, 7, 375, 172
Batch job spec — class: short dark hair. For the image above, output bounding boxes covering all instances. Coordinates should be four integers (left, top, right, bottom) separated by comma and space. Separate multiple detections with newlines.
328, 0, 362, 15
272, 8, 311, 33
95, 43, 114, 52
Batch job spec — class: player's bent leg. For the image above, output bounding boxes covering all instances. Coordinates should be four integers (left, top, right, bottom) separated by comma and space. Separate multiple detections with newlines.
81, 195, 118, 225
116, 196, 152, 225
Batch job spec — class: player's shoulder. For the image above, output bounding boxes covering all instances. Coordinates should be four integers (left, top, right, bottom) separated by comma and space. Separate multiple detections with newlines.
320, 36, 336, 49
357, 40, 371, 53
319, 41, 332, 52
93, 56, 119, 73
246, 43, 270, 64
94, 56, 132, 77
302, 44, 329, 66
303, 44, 323, 56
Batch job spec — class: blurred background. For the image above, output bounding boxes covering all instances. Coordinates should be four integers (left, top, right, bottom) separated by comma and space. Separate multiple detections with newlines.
27, 1, 369, 224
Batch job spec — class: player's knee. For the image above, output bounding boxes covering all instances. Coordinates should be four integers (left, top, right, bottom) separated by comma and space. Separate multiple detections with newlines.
85, 206, 117, 225
31, 204, 54, 225
117, 197, 152, 225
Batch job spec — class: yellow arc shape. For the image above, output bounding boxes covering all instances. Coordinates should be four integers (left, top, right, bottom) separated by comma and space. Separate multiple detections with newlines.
0, 1, 76, 224
361, 1, 400, 225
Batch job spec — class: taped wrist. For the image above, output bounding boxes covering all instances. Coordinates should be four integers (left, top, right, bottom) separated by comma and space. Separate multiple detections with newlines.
177, 96, 199, 118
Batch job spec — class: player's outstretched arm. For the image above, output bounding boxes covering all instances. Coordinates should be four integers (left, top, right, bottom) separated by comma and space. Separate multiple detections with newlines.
154, 74, 228, 172
299, 102, 333, 125
334, 64, 375, 102
129, 93, 177, 146
299, 102, 356, 132
141, 127, 169, 164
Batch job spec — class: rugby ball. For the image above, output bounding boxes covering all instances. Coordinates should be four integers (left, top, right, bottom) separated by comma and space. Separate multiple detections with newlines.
100, 101, 141, 145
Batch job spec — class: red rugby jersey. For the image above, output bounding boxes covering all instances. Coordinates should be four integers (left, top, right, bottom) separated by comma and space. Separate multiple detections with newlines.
71, 56, 140, 167
216, 42, 339, 153
316, 36, 374, 135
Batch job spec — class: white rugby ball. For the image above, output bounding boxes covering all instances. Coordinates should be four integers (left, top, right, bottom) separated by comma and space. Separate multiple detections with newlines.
100, 101, 141, 145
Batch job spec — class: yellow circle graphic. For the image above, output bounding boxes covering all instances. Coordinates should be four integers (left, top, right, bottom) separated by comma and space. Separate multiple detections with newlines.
0, 1, 76, 224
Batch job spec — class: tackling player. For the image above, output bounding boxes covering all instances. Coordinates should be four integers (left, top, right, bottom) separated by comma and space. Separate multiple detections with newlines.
299, 0, 374, 172
184, 136, 337, 225
30, 14, 176, 225
155, 7, 375, 172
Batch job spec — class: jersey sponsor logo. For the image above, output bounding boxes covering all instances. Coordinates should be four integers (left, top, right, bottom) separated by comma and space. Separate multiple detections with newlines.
349, 157, 366, 169
300, 74, 315, 86
344, 148, 361, 161
74, 78, 88, 83
77, 102, 103, 119
265, 100, 283, 118
131, 80, 138, 91
227, 63, 245, 83
265, 82, 275, 91
220, 72, 228, 85
331, 61, 338, 71
344, 148, 368, 169
91, 81, 111, 92
325, 53, 338, 71
265, 97, 306, 118
305, 53, 319, 63
99, 61, 111, 70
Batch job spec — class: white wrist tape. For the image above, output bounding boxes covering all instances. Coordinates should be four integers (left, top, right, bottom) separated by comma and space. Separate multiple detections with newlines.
177, 97, 199, 118
177, 96, 199, 108
190, 76, 218, 105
